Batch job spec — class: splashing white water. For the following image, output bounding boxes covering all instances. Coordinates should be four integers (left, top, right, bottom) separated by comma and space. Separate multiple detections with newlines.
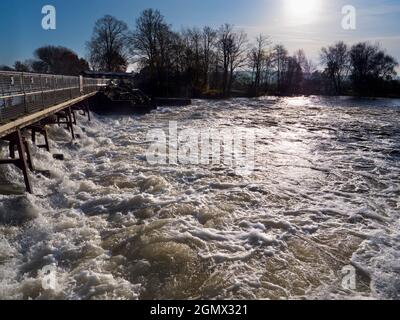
0, 96, 400, 300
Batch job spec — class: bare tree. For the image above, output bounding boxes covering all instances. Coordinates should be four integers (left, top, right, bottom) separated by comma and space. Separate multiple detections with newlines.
228, 30, 248, 95
181, 27, 203, 88
303, 59, 317, 75
202, 26, 217, 89
87, 15, 129, 72
295, 49, 307, 71
349, 42, 398, 95
249, 34, 271, 95
261, 50, 274, 92
14, 61, 30, 72
217, 24, 233, 96
320, 41, 350, 94
87, 8, 398, 98
293, 49, 316, 90
131, 9, 176, 93
272, 44, 288, 93
131, 9, 168, 74
284, 56, 303, 94
295, 49, 317, 74
217, 24, 248, 97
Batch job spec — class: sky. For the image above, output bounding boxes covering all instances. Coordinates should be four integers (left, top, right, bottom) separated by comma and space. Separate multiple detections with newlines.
0, 0, 400, 71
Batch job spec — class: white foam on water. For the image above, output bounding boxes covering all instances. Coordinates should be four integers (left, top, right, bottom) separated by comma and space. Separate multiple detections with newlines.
0, 97, 399, 299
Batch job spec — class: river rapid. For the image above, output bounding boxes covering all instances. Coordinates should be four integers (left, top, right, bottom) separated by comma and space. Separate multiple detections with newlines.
0, 96, 399, 300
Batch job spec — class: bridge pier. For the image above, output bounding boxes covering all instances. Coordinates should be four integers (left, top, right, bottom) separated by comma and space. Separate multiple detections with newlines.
54, 108, 75, 140
0, 130, 33, 194
28, 124, 50, 152
66, 107, 75, 140
72, 101, 91, 122
72, 109, 77, 125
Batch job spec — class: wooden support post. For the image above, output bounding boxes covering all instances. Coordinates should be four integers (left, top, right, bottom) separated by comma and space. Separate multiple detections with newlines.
31, 128, 36, 145
0, 130, 33, 194
55, 111, 68, 127
17, 130, 33, 193
85, 100, 91, 122
72, 101, 91, 122
23, 139, 34, 171
3, 133, 34, 172
55, 109, 75, 140
56, 112, 66, 127
43, 128, 50, 152
9, 143, 15, 159
66, 107, 75, 140
28, 124, 50, 152
72, 110, 77, 125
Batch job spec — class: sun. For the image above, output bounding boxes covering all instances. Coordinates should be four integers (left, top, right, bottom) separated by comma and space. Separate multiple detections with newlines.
285, 0, 321, 24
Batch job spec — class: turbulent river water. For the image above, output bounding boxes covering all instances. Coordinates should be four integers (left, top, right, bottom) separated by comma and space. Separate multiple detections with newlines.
0, 96, 400, 300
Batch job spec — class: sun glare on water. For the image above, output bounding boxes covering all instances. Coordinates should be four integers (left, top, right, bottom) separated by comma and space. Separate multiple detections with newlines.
285, 0, 321, 24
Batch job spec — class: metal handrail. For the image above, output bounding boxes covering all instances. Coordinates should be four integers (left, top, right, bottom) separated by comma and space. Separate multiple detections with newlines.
1, 86, 82, 100
0, 71, 109, 123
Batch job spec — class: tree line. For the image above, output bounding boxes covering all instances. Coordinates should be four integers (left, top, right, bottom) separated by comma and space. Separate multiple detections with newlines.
1, 8, 399, 98
1, 46, 89, 76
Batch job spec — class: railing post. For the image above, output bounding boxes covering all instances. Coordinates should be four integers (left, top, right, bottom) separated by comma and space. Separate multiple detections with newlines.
21, 72, 28, 114
53, 75, 56, 104
79, 75, 83, 96
59, 75, 62, 102
40, 74, 45, 109
0, 73, 4, 123
70, 77, 73, 99
62, 75, 66, 102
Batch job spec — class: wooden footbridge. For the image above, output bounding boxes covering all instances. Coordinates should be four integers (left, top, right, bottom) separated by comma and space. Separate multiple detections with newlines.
0, 71, 109, 194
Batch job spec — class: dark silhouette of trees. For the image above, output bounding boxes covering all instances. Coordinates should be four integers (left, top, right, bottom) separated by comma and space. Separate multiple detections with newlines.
295, 49, 316, 75
217, 24, 248, 97
272, 44, 288, 94
3, 47, 89, 76
291, 49, 317, 94
4, 47, 88, 75
31, 46, 89, 75
30, 60, 48, 73
173, 26, 218, 95
130, 9, 176, 95
178, 27, 204, 95
248, 34, 271, 95
3, 7, 398, 98
260, 50, 274, 93
319, 41, 398, 96
349, 42, 398, 95
87, 15, 129, 72
131, 8, 164, 77
217, 24, 233, 97
302, 70, 325, 95
284, 56, 303, 94
0, 65, 14, 71
14, 61, 30, 72
320, 41, 350, 94
201, 26, 217, 90
246, 44, 304, 96
131, 11, 249, 97
127, 8, 399, 98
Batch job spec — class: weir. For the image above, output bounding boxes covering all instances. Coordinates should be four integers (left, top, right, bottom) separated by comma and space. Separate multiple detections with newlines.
0, 71, 108, 194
